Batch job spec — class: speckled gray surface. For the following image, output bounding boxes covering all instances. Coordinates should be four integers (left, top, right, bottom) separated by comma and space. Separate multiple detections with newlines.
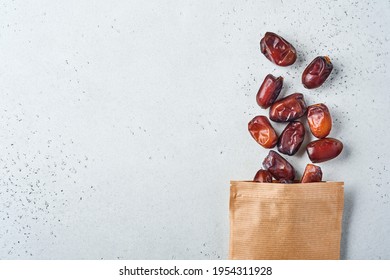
0, 0, 389, 259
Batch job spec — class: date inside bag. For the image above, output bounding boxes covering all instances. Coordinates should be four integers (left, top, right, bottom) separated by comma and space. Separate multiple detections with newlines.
229, 181, 344, 260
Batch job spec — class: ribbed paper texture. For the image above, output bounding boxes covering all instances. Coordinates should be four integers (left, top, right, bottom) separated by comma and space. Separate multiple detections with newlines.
229, 181, 344, 260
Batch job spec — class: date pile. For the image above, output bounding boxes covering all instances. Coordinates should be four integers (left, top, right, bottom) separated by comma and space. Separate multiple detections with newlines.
250, 32, 343, 183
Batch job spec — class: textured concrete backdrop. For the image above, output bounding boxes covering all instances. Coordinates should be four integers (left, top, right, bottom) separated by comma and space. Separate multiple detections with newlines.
0, 0, 389, 259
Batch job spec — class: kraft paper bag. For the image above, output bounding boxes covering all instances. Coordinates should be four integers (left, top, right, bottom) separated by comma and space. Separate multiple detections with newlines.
229, 181, 344, 260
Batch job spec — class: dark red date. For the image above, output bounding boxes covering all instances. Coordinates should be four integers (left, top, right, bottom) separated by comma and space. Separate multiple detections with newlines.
269, 93, 307, 122
260, 32, 297, 66
248, 116, 278, 148
256, 74, 283, 109
277, 121, 305, 156
306, 138, 343, 163
307, 103, 332, 138
262, 150, 295, 181
253, 169, 273, 183
301, 164, 323, 183
302, 56, 333, 89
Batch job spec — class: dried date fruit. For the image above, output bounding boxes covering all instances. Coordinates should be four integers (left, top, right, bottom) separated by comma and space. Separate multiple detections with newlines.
269, 93, 307, 122
260, 32, 297, 66
302, 56, 333, 89
248, 116, 278, 148
256, 74, 283, 109
301, 164, 323, 183
253, 169, 273, 183
306, 138, 343, 163
277, 121, 305, 156
307, 103, 332, 138
262, 150, 295, 181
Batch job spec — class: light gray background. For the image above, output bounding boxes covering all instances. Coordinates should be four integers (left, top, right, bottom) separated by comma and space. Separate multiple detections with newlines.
0, 0, 389, 259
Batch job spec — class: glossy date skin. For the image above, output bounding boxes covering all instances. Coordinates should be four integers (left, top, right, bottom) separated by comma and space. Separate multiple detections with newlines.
262, 150, 295, 181
260, 32, 297, 66
301, 164, 323, 183
302, 56, 333, 89
248, 116, 278, 148
277, 121, 305, 156
306, 138, 343, 163
256, 74, 283, 109
269, 93, 307, 122
253, 169, 273, 183
307, 103, 332, 138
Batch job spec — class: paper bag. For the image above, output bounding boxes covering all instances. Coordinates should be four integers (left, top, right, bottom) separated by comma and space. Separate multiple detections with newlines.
229, 181, 344, 260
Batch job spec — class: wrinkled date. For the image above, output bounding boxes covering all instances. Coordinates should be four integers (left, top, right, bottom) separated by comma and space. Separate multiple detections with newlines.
277, 121, 305, 156
306, 138, 343, 163
256, 74, 283, 109
248, 116, 278, 148
262, 150, 295, 181
301, 164, 323, 183
260, 32, 297, 66
307, 103, 332, 138
269, 93, 307, 122
302, 56, 333, 89
253, 169, 273, 183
